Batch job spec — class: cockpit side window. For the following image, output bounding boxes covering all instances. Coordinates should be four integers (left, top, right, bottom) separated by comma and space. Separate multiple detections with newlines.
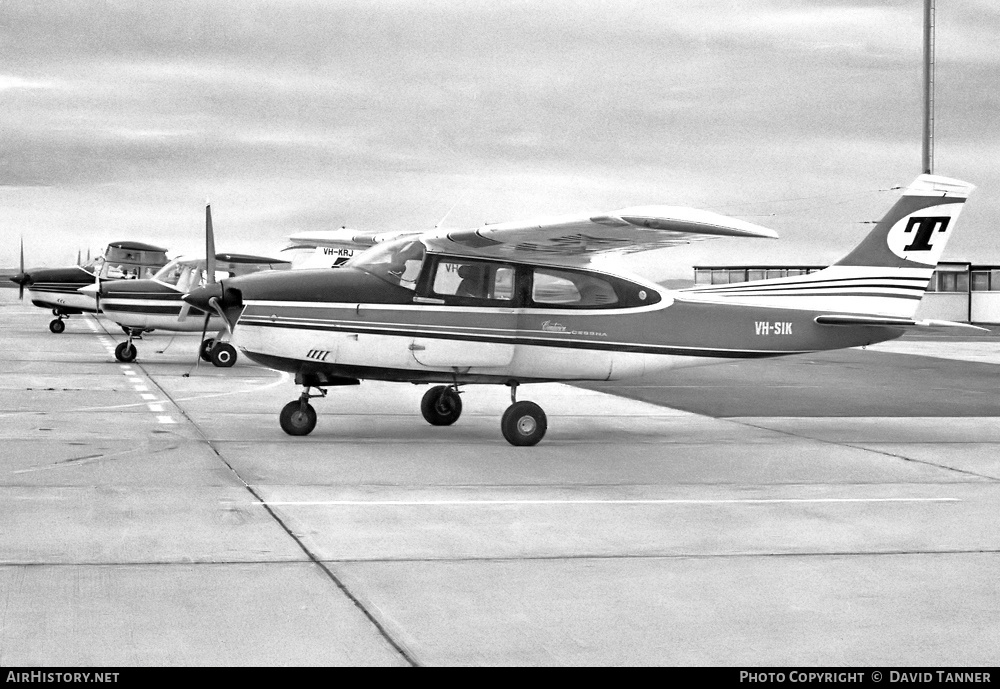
531, 268, 619, 307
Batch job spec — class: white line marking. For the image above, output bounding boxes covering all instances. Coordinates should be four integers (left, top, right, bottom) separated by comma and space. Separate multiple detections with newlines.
133, 385, 149, 392
123, 371, 136, 376
140, 394, 156, 400
148, 403, 165, 412
156, 416, 176, 424
258, 497, 960, 507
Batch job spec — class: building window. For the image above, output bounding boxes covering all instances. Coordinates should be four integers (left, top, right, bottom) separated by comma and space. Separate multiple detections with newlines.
972, 271, 990, 292
936, 271, 970, 293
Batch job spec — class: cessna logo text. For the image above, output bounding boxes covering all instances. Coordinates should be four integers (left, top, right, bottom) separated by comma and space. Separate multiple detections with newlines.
542, 320, 607, 337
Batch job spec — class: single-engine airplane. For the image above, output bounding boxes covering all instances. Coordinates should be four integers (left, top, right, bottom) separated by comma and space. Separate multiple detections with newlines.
183, 174, 977, 446
282, 228, 416, 269
11, 240, 169, 333
84, 205, 291, 365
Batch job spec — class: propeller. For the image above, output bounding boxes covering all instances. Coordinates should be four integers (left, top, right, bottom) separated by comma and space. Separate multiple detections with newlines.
178, 203, 215, 323
10, 236, 29, 300
182, 203, 222, 376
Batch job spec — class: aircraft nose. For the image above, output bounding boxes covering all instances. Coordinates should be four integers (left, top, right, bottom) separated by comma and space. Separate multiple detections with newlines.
10, 272, 30, 287
182, 282, 225, 312
78, 282, 101, 296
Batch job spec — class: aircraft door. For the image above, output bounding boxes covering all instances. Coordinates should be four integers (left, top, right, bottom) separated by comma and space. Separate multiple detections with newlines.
410, 258, 517, 368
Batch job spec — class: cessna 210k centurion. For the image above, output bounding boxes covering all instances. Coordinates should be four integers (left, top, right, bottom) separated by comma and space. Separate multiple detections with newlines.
183, 174, 977, 446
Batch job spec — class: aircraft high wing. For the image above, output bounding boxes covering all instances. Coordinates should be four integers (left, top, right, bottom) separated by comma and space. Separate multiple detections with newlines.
11, 241, 169, 333
282, 228, 417, 269
84, 206, 291, 366
183, 174, 977, 445
424, 205, 778, 263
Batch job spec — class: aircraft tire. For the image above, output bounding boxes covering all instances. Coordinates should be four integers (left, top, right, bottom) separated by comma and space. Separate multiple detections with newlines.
280, 400, 317, 436
211, 343, 237, 368
501, 401, 547, 446
49, 319, 66, 334
114, 341, 137, 363
199, 338, 216, 362
420, 386, 462, 426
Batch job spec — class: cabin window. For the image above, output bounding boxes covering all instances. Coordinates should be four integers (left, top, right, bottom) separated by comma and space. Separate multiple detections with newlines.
431, 260, 515, 301
531, 268, 619, 307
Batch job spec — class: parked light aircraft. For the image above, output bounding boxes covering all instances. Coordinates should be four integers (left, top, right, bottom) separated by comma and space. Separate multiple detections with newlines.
84, 205, 291, 365
282, 228, 414, 269
11, 241, 169, 333
183, 174, 977, 445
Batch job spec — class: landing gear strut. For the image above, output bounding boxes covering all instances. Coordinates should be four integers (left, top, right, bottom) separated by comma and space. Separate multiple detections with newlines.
279, 386, 326, 436
421, 384, 463, 426
501, 382, 547, 446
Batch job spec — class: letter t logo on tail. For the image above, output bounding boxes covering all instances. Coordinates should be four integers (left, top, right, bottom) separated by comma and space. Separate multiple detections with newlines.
902, 217, 950, 252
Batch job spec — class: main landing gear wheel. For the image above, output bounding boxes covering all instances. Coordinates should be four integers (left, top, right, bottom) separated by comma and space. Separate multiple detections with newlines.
421, 385, 463, 426
501, 401, 547, 446
48, 318, 66, 334
114, 341, 137, 363
280, 400, 317, 436
211, 342, 237, 368
199, 338, 216, 362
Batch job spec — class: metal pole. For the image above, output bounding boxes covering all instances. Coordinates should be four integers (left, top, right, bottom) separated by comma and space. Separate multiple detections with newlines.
922, 0, 935, 174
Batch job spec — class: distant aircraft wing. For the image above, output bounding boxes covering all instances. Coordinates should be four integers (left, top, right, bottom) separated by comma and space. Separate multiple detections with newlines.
421, 206, 778, 264
285, 229, 418, 251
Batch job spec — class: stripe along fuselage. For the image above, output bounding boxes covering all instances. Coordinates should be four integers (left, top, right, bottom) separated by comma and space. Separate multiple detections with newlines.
225, 252, 903, 386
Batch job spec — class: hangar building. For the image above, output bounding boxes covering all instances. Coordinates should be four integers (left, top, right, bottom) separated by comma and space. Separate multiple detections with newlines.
692, 262, 1000, 325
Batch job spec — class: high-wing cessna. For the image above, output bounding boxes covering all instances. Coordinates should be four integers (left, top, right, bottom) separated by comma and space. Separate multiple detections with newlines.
11, 240, 169, 333
84, 206, 291, 365
184, 174, 977, 445
282, 228, 416, 269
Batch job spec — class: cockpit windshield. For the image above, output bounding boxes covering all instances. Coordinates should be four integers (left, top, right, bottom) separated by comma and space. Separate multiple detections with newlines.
152, 258, 209, 291
345, 238, 425, 290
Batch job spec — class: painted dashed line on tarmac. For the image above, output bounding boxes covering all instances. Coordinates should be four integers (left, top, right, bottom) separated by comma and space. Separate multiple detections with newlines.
115, 358, 178, 424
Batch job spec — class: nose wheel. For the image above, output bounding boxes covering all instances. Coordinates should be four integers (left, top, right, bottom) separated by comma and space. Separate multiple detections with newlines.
48, 317, 67, 334
210, 342, 237, 368
114, 328, 144, 362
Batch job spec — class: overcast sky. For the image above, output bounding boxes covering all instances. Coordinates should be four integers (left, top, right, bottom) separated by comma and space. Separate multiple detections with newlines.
3, 0, 998, 279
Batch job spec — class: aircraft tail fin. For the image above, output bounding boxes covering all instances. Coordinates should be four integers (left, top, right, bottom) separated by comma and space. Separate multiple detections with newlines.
834, 174, 973, 269
679, 174, 974, 319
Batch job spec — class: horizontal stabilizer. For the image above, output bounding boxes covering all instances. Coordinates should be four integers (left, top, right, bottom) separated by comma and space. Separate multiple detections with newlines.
814, 314, 989, 332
